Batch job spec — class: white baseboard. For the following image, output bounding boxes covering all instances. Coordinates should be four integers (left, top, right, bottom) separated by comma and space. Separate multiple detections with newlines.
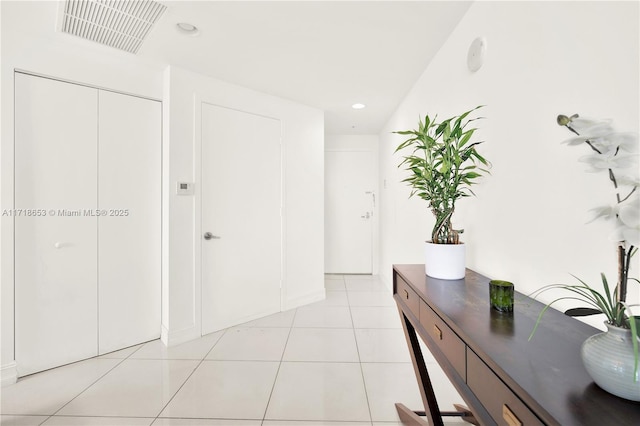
160, 289, 326, 347
161, 324, 200, 347
1, 361, 18, 386
283, 288, 326, 311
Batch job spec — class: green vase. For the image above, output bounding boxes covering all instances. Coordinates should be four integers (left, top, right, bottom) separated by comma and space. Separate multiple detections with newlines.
489, 280, 513, 313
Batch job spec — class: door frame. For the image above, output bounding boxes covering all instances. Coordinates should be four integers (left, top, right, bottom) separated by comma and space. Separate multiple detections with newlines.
194, 95, 285, 336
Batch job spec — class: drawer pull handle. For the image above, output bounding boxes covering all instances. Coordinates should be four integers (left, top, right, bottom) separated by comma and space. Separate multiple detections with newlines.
502, 404, 522, 426
403, 289, 409, 299
433, 324, 442, 340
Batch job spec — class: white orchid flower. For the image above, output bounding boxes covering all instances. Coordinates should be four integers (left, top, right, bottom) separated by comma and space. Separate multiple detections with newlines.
588, 205, 617, 223
564, 129, 638, 155
618, 194, 640, 229
614, 220, 640, 246
603, 215, 639, 246
562, 118, 613, 144
557, 113, 638, 309
589, 132, 639, 154
621, 225, 640, 246
591, 194, 639, 244
614, 174, 640, 188
568, 117, 613, 135
578, 151, 638, 172
588, 190, 638, 219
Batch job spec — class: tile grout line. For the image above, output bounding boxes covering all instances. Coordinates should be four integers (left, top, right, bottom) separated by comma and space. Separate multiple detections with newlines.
149, 328, 231, 425
45, 348, 140, 421
260, 307, 299, 425
8, 344, 147, 424
345, 275, 375, 425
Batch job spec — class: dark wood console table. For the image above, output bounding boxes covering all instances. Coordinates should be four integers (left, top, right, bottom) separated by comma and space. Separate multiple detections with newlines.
393, 264, 640, 426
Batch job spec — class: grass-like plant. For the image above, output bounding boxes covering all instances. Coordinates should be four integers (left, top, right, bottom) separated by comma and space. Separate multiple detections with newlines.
394, 106, 490, 244
528, 273, 640, 379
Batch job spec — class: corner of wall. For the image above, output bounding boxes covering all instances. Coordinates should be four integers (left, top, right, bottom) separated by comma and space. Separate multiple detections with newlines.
161, 324, 200, 348
283, 288, 326, 311
1, 362, 17, 387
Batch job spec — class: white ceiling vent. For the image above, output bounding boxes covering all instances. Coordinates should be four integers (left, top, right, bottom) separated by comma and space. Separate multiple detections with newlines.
60, 0, 167, 54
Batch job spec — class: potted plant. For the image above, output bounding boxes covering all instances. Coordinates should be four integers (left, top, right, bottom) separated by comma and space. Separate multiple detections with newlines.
394, 106, 490, 279
529, 113, 639, 401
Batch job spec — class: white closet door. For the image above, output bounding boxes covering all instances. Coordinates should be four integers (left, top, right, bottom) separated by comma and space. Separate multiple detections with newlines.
97, 91, 161, 354
15, 73, 98, 376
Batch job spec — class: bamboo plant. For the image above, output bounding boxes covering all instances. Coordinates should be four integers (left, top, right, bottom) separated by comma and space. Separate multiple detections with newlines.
394, 105, 490, 244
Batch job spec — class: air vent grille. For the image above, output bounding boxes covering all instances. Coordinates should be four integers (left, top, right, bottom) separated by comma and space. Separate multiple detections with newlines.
61, 0, 167, 54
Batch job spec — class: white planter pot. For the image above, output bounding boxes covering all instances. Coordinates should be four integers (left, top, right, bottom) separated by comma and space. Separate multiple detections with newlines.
424, 242, 466, 280
581, 322, 640, 402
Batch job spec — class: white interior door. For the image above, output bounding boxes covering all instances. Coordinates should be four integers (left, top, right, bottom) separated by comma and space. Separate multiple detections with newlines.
97, 91, 161, 354
201, 103, 282, 334
15, 73, 98, 376
325, 151, 374, 274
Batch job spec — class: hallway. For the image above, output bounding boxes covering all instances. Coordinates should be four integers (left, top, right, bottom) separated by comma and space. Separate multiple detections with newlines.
1, 275, 463, 425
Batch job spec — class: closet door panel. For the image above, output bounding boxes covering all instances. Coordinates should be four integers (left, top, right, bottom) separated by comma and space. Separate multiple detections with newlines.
15, 73, 98, 376
97, 91, 161, 354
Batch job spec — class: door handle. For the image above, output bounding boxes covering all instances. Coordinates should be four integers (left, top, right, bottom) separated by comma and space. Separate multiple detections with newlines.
360, 212, 371, 219
204, 232, 221, 240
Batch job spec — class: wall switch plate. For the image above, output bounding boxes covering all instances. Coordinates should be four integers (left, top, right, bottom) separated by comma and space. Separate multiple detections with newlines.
176, 182, 194, 195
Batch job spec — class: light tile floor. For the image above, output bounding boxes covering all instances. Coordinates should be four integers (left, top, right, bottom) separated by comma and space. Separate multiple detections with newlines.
1, 275, 464, 426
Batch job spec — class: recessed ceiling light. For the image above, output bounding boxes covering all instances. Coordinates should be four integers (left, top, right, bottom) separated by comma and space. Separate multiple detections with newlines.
351, 103, 366, 110
176, 22, 199, 36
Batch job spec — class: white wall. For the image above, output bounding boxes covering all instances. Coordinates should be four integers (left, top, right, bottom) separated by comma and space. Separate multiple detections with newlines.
1, 1, 164, 385
325, 134, 380, 275
1, 1, 324, 383
379, 1, 639, 320
162, 66, 325, 346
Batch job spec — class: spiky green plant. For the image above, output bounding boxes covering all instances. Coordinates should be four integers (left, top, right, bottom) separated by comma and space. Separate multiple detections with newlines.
528, 273, 640, 381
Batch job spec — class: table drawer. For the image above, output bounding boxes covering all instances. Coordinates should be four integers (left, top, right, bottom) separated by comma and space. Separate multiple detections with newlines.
419, 301, 466, 379
467, 348, 544, 426
396, 275, 420, 318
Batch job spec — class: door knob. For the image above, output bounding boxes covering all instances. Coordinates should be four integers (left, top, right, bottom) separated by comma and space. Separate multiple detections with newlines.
204, 232, 221, 240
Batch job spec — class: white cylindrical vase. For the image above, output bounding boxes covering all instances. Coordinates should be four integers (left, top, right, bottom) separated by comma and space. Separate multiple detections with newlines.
424, 242, 466, 280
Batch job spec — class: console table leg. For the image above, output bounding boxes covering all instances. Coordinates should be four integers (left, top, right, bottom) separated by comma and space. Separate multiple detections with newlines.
395, 403, 429, 426
398, 309, 445, 426
452, 404, 479, 425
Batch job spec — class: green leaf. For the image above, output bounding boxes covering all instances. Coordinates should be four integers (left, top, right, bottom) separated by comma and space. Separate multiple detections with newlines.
458, 129, 475, 148
621, 306, 640, 381
564, 307, 603, 317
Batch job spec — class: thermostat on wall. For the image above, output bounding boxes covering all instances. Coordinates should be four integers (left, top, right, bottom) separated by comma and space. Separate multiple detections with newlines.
176, 182, 194, 195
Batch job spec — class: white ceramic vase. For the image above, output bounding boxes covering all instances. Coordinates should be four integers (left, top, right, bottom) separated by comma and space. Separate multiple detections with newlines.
424, 242, 465, 280
581, 322, 640, 402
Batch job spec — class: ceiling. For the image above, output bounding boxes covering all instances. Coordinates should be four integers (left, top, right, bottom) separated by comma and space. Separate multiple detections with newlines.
141, 1, 472, 134
9, 1, 472, 134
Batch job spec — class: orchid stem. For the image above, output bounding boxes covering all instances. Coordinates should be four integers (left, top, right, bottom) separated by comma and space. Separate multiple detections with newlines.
620, 186, 637, 203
